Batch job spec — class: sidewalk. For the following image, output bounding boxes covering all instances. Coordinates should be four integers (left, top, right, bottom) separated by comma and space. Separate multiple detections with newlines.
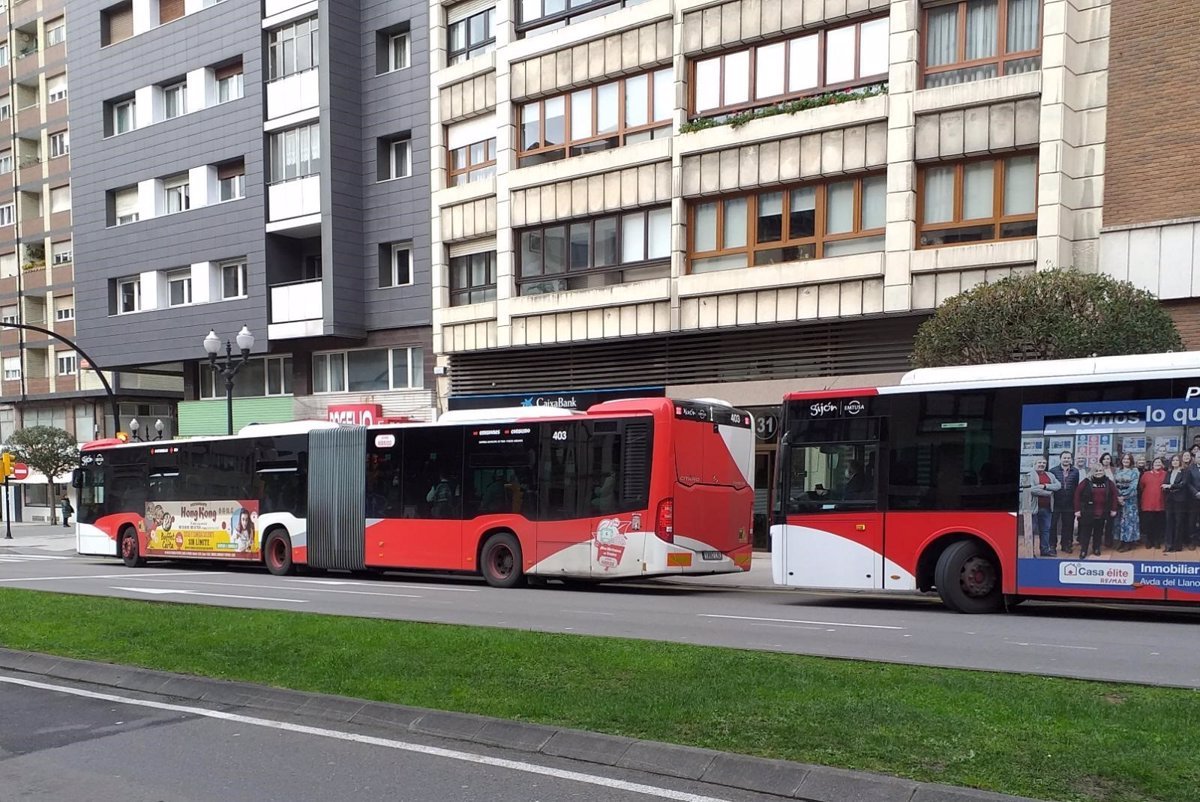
0, 521, 78, 552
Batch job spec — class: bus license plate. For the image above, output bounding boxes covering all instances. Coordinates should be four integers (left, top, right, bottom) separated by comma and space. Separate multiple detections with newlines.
701, 551, 722, 561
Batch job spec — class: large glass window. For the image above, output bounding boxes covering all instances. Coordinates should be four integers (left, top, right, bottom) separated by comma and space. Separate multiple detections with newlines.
918, 153, 1037, 246
450, 251, 497, 306
312, 347, 424, 393
448, 138, 496, 186
689, 175, 886, 273
691, 17, 888, 117
448, 7, 496, 64
517, 207, 670, 295
269, 123, 321, 182
923, 0, 1041, 88
519, 69, 673, 166
268, 16, 319, 80
200, 356, 292, 399
518, 0, 649, 34
398, 427, 464, 520
784, 442, 879, 512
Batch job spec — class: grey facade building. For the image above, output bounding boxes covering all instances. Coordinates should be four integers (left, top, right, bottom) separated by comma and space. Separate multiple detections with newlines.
70, 0, 434, 434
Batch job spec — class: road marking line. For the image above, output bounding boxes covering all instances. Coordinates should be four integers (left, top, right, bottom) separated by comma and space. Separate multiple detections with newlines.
0, 676, 738, 802
698, 613, 905, 631
562, 609, 616, 616
133, 578, 425, 600
0, 554, 73, 560
290, 578, 480, 593
0, 571, 223, 584
1003, 641, 1098, 651
112, 587, 309, 604
745, 622, 824, 631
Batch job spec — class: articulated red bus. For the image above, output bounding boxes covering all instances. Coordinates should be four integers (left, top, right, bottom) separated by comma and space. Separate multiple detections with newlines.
772, 352, 1200, 612
76, 397, 754, 586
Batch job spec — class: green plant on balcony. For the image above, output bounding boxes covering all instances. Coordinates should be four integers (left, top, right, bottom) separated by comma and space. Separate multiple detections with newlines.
21, 244, 45, 271
679, 84, 889, 134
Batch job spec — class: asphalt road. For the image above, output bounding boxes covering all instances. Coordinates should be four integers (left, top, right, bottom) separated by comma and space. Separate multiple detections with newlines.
2, 549, 1200, 688
0, 674, 784, 802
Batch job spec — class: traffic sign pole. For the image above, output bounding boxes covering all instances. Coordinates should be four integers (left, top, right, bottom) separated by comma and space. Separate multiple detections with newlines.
4, 479, 10, 540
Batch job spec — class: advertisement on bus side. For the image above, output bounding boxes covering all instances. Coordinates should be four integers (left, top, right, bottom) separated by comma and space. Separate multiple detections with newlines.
142, 500, 261, 559
1018, 396, 1200, 593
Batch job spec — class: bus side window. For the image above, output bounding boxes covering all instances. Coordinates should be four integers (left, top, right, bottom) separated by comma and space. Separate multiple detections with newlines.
402, 427, 465, 520
786, 443, 878, 512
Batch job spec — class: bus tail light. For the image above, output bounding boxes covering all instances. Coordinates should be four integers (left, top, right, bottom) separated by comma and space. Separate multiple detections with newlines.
655, 498, 674, 543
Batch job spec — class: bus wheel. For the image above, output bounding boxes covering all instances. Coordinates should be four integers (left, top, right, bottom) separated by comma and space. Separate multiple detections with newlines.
264, 530, 294, 576
935, 539, 1002, 614
481, 532, 523, 589
120, 527, 144, 568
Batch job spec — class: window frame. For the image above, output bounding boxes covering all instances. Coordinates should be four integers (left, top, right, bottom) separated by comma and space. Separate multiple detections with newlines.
52, 242, 73, 265
687, 173, 888, 272
916, 152, 1039, 248
163, 174, 191, 214
385, 137, 411, 180
112, 97, 136, 135
447, 7, 496, 65
3, 356, 20, 381
166, 269, 193, 307
162, 81, 187, 120
388, 31, 411, 71
117, 277, 141, 315
57, 353, 78, 376
516, 206, 672, 295
55, 303, 75, 320
447, 137, 497, 186
267, 16, 320, 81
49, 131, 69, 158
516, 0, 643, 35
518, 68, 673, 167
269, 123, 321, 183
0, 203, 14, 227
46, 20, 66, 47
921, 0, 1043, 88
47, 75, 68, 103
0, 152, 11, 174
449, 250, 497, 306
216, 72, 244, 103
220, 259, 248, 299
689, 16, 889, 118
199, 355, 293, 399
312, 346, 424, 394
380, 243, 413, 289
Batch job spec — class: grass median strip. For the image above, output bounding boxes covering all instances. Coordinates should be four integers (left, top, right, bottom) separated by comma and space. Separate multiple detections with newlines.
2, 588, 1197, 802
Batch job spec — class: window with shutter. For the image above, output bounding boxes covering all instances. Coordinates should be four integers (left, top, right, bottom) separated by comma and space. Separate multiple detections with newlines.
158, 0, 185, 24
103, 3, 135, 46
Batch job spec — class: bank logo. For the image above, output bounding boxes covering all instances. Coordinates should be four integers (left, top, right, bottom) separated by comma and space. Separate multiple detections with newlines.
1059, 561, 1134, 586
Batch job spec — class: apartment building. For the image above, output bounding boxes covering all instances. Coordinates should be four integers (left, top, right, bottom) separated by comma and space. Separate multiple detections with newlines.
0, 0, 183, 520
68, 0, 434, 435
427, 0, 1107, 541
1098, 0, 1200, 345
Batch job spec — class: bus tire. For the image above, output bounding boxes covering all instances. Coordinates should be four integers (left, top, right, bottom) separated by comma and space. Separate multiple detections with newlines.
264, 529, 294, 576
934, 539, 1002, 614
480, 532, 524, 589
120, 526, 144, 568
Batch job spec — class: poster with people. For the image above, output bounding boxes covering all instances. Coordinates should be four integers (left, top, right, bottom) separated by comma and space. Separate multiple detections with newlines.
142, 500, 261, 558
1017, 396, 1200, 595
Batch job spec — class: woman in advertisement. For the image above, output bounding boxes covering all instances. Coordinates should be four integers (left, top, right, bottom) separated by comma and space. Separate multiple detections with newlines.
1164, 455, 1189, 553
233, 508, 256, 553
1114, 453, 1141, 552
1139, 457, 1168, 550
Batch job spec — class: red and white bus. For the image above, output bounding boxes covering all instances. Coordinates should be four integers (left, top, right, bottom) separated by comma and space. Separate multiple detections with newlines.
771, 352, 1200, 612
76, 397, 755, 586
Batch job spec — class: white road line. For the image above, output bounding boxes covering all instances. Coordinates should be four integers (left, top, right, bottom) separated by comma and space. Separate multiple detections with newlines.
562, 609, 616, 617
698, 613, 905, 631
1003, 641, 1099, 651
0, 676, 737, 802
745, 622, 824, 631
135, 578, 424, 600
290, 578, 481, 593
112, 587, 309, 604
0, 571, 225, 584
0, 554, 73, 560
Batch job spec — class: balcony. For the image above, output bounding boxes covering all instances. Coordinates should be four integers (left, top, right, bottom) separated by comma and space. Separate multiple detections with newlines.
266, 68, 319, 121
266, 174, 321, 231
268, 279, 322, 340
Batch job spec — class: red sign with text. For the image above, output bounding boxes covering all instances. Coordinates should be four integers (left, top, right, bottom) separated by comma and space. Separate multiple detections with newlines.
11, 463, 28, 480
327, 404, 383, 426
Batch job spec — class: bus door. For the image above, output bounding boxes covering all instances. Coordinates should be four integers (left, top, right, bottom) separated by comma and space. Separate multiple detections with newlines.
534, 420, 595, 576
776, 417, 883, 589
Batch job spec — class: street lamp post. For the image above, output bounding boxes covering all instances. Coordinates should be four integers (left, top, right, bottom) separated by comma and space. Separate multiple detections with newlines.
203, 326, 255, 436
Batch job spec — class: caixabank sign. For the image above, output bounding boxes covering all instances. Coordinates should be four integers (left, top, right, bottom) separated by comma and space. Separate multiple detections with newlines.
447, 386, 665, 412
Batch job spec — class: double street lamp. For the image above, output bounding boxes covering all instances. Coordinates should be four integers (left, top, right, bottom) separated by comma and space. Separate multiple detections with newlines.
128, 418, 164, 442
203, 326, 255, 436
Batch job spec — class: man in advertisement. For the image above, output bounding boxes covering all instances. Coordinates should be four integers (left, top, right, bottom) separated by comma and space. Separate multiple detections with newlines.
1074, 464, 1118, 559
1049, 451, 1079, 554
1028, 458, 1061, 557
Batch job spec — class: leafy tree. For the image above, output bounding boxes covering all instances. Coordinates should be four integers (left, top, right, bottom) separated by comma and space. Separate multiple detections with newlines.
6, 426, 80, 525
911, 269, 1184, 368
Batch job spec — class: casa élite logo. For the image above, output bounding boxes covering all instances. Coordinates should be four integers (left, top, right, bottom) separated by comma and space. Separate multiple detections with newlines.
1059, 561, 1134, 586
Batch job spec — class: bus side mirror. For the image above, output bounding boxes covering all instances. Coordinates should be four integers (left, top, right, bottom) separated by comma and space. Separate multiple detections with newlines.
72, 469, 83, 489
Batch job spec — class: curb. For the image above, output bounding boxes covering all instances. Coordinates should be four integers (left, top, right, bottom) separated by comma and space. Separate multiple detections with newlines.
0, 648, 1050, 802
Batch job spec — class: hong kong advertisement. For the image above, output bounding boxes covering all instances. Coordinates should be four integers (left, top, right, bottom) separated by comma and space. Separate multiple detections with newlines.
1018, 396, 1200, 596
142, 500, 261, 559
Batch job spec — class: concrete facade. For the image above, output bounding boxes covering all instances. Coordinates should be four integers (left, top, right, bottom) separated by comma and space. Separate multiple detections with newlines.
429, 0, 1110, 408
